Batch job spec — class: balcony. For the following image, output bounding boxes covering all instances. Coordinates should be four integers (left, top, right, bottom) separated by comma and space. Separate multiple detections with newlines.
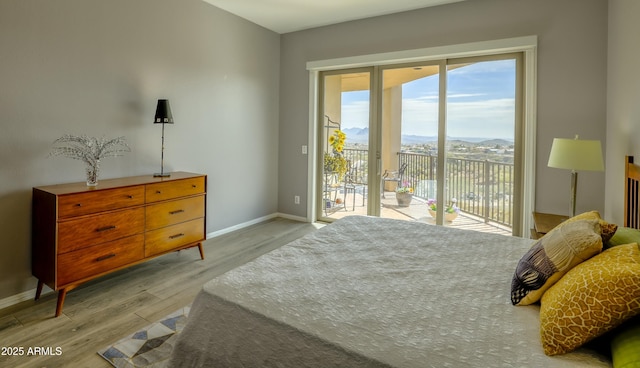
325, 148, 513, 236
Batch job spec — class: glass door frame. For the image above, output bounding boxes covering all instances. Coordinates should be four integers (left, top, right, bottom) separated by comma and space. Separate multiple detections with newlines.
316, 54, 523, 234
316, 67, 376, 222
307, 36, 537, 235
441, 53, 524, 233
374, 54, 523, 233
375, 60, 444, 220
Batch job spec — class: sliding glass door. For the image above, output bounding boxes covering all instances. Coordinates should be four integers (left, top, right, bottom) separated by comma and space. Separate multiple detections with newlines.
317, 68, 373, 222
379, 62, 441, 221
316, 53, 523, 235
444, 55, 522, 233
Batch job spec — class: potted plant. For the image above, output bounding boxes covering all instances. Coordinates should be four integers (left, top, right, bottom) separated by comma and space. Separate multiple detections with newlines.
323, 129, 348, 181
395, 181, 414, 207
427, 198, 460, 222
49, 134, 130, 186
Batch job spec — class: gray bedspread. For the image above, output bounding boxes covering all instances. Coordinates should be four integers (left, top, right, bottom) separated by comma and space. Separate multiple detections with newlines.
170, 216, 611, 367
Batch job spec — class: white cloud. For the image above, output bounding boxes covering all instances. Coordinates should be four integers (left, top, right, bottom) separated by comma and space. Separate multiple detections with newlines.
447, 93, 485, 99
401, 97, 514, 139
339, 96, 515, 140
342, 100, 370, 128
447, 98, 515, 139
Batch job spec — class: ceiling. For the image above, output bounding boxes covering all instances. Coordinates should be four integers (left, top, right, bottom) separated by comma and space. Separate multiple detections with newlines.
202, 0, 466, 34
339, 63, 467, 92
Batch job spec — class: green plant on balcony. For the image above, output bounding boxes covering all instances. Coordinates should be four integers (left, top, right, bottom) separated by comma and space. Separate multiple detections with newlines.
323, 129, 347, 180
427, 198, 460, 222
395, 180, 414, 207
396, 181, 414, 194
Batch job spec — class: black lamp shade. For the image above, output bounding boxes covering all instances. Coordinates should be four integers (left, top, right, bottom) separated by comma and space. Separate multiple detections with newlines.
154, 99, 174, 124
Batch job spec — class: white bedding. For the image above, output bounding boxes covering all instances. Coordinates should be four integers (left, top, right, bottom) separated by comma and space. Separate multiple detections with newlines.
170, 216, 611, 367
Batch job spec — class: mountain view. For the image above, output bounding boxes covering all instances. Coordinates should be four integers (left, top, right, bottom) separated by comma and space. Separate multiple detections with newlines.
342, 127, 514, 147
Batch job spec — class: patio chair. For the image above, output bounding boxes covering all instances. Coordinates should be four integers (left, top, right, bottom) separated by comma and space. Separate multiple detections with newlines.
343, 160, 367, 210
381, 163, 407, 198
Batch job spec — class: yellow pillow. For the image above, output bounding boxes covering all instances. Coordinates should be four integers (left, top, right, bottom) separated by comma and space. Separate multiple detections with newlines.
564, 210, 601, 222
511, 219, 603, 305
540, 243, 640, 355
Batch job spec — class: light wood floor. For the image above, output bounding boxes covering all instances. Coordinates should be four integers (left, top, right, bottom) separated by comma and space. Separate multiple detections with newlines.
0, 217, 319, 368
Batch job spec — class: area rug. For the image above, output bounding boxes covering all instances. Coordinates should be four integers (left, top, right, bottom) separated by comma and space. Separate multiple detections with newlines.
98, 306, 190, 368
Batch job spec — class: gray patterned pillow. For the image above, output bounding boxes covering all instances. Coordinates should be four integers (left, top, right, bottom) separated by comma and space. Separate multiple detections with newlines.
511, 219, 603, 306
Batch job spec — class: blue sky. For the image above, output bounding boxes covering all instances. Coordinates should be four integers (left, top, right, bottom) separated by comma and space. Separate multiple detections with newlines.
341, 59, 516, 140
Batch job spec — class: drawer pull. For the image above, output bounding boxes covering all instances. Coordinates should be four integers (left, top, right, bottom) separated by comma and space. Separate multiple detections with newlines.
96, 225, 117, 232
96, 253, 116, 262
192, 185, 197, 188
127, 195, 134, 199
169, 209, 185, 215
156, 190, 162, 194
75, 203, 82, 207
169, 233, 185, 239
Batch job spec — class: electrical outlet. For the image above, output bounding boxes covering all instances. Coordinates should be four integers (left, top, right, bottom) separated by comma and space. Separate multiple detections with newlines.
294, 195, 300, 204
301, 145, 308, 154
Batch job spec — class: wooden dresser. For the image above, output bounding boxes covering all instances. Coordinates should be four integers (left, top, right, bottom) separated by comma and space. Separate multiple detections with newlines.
32, 172, 206, 317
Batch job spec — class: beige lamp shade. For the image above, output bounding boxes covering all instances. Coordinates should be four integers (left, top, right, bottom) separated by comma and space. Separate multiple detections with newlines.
547, 137, 604, 172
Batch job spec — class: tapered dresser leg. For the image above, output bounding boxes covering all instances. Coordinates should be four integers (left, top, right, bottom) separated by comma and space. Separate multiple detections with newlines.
198, 242, 205, 260
55, 289, 67, 317
35, 280, 44, 301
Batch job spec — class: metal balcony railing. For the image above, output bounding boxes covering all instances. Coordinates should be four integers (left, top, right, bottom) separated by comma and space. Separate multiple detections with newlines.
398, 152, 514, 228
341, 148, 514, 228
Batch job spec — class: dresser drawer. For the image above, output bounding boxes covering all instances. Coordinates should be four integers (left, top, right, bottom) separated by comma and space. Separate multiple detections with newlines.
58, 186, 145, 218
57, 234, 144, 286
57, 207, 145, 254
145, 177, 205, 203
145, 219, 204, 257
146, 195, 205, 230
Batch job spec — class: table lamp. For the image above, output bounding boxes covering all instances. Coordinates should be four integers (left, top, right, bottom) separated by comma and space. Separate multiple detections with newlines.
547, 135, 604, 216
153, 99, 174, 177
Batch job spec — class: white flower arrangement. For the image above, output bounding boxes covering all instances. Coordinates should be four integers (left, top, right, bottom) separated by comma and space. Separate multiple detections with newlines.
49, 134, 130, 185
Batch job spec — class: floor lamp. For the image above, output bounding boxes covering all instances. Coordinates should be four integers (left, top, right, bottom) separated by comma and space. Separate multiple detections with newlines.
153, 99, 174, 177
547, 135, 604, 217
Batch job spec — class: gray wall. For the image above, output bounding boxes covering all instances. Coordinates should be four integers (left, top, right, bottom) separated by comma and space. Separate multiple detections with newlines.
0, 0, 280, 301
606, 0, 640, 225
278, 0, 608, 220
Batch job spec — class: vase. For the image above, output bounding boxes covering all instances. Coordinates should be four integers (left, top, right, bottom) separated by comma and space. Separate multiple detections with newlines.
85, 160, 100, 187
428, 209, 459, 222
395, 192, 413, 207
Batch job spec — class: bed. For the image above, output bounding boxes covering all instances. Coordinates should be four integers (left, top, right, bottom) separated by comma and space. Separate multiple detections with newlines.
169, 214, 620, 367
168, 157, 640, 367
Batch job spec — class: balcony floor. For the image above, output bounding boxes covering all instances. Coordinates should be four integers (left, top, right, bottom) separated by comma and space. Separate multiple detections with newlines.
325, 190, 512, 236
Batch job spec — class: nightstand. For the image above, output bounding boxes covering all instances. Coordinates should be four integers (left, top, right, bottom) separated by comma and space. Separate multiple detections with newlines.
530, 212, 570, 239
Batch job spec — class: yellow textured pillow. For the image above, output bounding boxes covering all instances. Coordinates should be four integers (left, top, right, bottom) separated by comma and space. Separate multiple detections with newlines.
540, 243, 640, 355
511, 219, 603, 305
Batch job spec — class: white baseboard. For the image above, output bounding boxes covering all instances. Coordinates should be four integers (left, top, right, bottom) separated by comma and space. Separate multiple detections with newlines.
206, 213, 278, 239
275, 212, 308, 223
0, 287, 53, 311
206, 212, 310, 239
